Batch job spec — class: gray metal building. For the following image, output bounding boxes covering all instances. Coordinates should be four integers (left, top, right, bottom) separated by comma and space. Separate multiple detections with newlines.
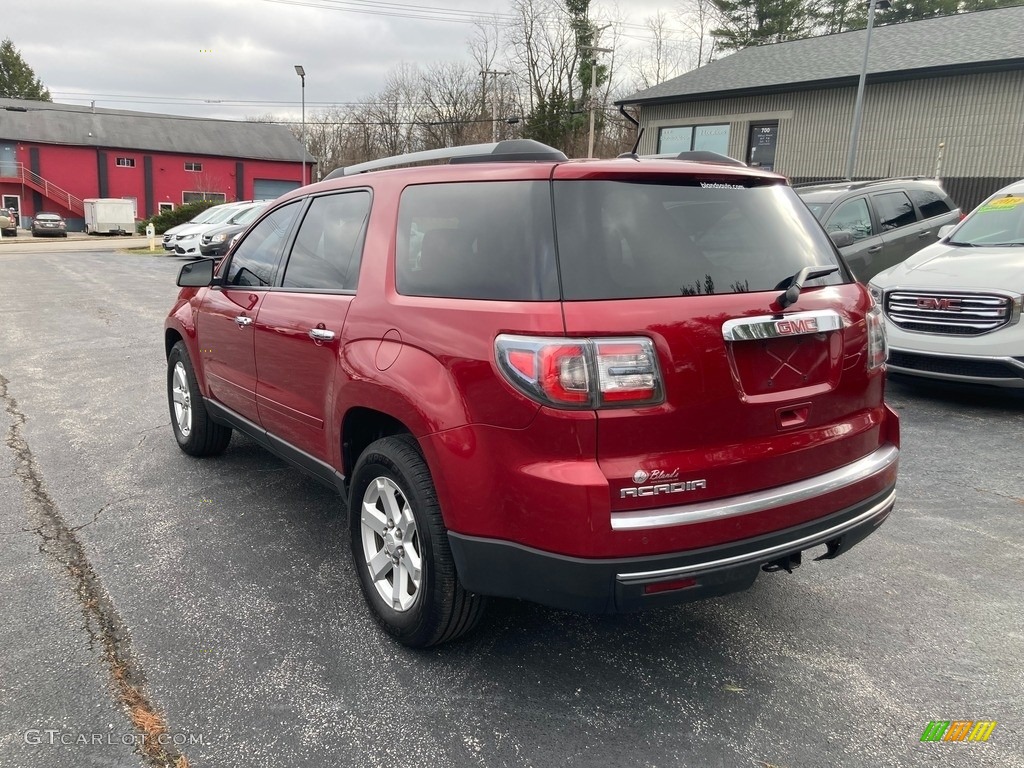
616, 6, 1024, 210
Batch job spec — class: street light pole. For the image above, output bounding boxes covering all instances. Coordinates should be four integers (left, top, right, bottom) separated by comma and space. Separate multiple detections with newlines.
581, 40, 613, 159
845, 0, 888, 180
294, 65, 306, 185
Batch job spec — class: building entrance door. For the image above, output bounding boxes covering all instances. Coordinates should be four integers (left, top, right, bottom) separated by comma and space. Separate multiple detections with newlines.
747, 122, 779, 172
2, 195, 21, 227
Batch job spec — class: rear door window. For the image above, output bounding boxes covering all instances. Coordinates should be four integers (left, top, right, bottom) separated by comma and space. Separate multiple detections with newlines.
282, 191, 370, 291
553, 181, 845, 300
872, 191, 917, 231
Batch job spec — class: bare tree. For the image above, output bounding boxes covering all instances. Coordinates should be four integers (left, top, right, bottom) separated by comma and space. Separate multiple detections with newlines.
363, 63, 424, 158
419, 61, 488, 149
627, 11, 688, 91
677, 0, 721, 67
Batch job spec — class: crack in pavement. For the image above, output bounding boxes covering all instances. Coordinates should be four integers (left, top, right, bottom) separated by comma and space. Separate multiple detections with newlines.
0, 372, 189, 768
136, 423, 168, 451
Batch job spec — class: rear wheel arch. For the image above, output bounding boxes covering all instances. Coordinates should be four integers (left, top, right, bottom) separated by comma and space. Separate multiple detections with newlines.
341, 407, 414, 482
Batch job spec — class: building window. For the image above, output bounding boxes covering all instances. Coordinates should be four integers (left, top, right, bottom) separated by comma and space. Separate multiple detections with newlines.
116, 157, 136, 168
658, 124, 730, 156
158, 202, 175, 213
184, 162, 204, 172
182, 191, 226, 203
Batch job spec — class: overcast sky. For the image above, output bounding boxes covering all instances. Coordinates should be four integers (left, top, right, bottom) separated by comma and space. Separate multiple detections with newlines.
15, 0, 674, 123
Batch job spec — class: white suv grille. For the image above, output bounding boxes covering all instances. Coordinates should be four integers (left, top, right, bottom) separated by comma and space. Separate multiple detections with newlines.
884, 290, 1017, 336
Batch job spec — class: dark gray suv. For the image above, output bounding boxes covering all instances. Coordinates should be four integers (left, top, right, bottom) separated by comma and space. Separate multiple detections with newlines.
796, 178, 960, 281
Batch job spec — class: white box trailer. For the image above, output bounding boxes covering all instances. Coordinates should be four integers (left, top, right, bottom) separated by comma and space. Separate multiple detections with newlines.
84, 198, 136, 235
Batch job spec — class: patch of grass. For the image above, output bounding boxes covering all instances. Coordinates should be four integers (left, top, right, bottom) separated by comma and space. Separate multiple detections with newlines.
118, 247, 171, 256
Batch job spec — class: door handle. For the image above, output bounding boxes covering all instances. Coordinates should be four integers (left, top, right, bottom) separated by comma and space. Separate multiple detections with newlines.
308, 328, 336, 342
917, 231, 931, 238
866, 245, 883, 253
234, 316, 253, 327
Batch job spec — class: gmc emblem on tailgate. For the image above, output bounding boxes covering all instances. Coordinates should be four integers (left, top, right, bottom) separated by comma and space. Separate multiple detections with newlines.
775, 318, 818, 335
916, 297, 962, 311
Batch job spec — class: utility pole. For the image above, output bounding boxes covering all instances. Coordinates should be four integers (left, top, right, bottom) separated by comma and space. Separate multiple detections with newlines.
581, 45, 612, 159
480, 69, 510, 143
294, 65, 306, 185
582, 23, 613, 159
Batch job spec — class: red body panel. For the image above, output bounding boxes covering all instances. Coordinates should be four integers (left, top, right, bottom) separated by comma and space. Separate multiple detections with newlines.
254, 292, 351, 463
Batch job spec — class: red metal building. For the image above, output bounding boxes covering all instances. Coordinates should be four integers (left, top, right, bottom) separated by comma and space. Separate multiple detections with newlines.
1, 98, 313, 231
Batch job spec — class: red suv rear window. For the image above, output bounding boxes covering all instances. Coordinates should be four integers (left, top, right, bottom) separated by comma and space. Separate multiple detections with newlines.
553, 181, 845, 300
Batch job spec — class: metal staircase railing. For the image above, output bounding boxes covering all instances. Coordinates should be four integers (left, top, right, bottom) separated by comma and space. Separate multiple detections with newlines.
0, 162, 85, 216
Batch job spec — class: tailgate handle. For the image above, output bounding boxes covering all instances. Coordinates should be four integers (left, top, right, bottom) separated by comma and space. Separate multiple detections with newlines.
777, 404, 810, 429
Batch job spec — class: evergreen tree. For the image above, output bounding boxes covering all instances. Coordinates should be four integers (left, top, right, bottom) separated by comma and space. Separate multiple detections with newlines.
846, 0, 957, 28
0, 38, 51, 101
711, 0, 815, 51
844, 0, 1019, 30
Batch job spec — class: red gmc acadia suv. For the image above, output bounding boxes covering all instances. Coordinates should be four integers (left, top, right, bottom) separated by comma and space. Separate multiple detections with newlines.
164, 140, 899, 647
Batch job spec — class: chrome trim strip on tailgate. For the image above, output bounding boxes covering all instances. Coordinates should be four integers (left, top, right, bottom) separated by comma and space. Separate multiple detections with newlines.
611, 444, 898, 531
721, 309, 844, 342
617, 488, 896, 585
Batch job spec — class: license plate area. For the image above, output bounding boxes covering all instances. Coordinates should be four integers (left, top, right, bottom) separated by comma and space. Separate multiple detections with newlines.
723, 310, 844, 400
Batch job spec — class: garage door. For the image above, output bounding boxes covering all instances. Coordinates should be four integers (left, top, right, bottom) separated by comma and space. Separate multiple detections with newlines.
253, 179, 301, 200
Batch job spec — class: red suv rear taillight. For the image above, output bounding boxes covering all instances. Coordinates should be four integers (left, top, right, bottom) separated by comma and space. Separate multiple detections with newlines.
495, 335, 664, 408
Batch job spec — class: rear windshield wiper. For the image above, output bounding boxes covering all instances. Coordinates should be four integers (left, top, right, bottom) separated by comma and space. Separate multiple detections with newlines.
774, 266, 839, 310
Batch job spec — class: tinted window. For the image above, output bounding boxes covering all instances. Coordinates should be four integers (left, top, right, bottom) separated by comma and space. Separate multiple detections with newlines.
908, 188, 952, 219
825, 198, 873, 241
873, 191, 917, 231
283, 192, 370, 291
225, 201, 300, 287
396, 181, 558, 301
553, 181, 844, 300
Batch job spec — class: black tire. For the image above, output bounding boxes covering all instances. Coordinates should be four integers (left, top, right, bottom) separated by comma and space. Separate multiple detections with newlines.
167, 341, 231, 456
349, 435, 485, 647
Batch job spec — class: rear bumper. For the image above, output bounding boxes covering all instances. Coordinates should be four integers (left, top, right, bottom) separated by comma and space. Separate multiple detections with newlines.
448, 484, 895, 613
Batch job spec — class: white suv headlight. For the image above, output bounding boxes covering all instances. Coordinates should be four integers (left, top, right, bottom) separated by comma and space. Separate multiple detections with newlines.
867, 282, 883, 305
866, 305, 887, 371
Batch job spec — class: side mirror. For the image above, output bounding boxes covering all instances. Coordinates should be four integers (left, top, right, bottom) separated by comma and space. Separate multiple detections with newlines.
937, 224, 955, 239
829, 230, 855, 248
177, 258, 215, 287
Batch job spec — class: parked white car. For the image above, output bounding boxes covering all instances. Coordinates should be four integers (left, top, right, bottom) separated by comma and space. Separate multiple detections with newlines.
868, 179, 1024, 389
171, 201, 263, 256
162, 202, 247, 251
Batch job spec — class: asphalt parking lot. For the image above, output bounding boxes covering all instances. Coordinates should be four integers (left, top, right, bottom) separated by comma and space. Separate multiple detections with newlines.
1, 246, 1021, 768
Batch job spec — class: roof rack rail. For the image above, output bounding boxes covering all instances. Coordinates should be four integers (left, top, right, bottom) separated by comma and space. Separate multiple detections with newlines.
794, 175, 936, 190
326, 139, 567, 179
639, 150, 747, 168
791, 178, 851, 188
